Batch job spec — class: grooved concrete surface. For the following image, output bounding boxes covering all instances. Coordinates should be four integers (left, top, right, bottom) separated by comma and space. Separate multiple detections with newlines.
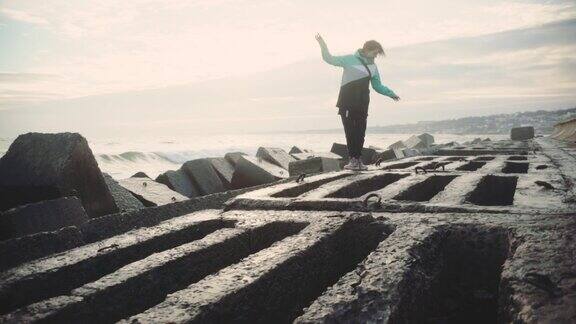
1, 138, 574, 323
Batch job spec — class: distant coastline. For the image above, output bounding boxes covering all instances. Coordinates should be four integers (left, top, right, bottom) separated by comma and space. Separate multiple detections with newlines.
265, 107, 576, 135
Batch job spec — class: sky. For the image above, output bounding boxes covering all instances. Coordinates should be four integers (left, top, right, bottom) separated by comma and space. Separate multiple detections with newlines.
1, 0, 575, 137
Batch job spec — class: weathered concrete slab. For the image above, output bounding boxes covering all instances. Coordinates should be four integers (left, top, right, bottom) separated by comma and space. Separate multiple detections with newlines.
256, 147, 296, 170
288, 157, 341, 176
511, 126, 535, 140
0, 132, 118, 217
103, 173, 145, 211
551, 118, 576, 142
1, 137, 575, 323
230, 156, 289, 189
117, 177, 188, 206
4, 221, 307, 323
155, 169, 200, 198
1, 208, 575, 323
0, 197, 88, 241
182, 159, 226, 195
0, 210, 226, 315
123, 214, 389, 324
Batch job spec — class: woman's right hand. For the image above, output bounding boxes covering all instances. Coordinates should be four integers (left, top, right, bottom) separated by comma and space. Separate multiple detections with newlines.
315, 33, 326, 46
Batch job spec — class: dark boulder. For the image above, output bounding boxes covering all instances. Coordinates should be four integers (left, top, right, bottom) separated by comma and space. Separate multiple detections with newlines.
0, 196, 88, 241
288, 157, 341, 176
289, 146, 313, 154
131, 172, 151, 178
102, 173, 145, 211
224, 152, 247, 167
330, 143, 377, 165
417, 133, 435, 147
511, 126, 535, 141
207, 157, 235, 189
291, 152, 342, 161
155, 169, 200, 198
231, 156, 289, 189
0, 132, 118, 217
117, 177, 188, 206
182, 159, 226, 195
256, 147, 296, 170
377, 148, 405, 162
388, 140, 406, 150
403, 135, 429, 150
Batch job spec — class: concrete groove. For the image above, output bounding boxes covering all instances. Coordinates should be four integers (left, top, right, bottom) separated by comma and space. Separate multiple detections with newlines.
0, 210, 232, 314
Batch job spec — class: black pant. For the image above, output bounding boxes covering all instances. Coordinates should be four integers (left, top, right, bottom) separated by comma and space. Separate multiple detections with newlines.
340, 113, 367, 158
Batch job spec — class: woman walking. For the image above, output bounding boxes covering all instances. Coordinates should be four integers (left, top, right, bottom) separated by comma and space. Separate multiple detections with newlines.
315, 33, 400, 171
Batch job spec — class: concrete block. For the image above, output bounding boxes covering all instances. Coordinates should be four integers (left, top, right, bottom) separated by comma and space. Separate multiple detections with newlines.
155, 169, 200, 198
388, 140, 406, 150
288, 157, 341, 176
417, 133, 435, 147
118, 178, 188, 206
103, 173, 145, 211
182, 159, 226, 195
329, 143, 377, 164
207, 158, 235, 189
224, 152, 247, 167
330, 143, 349, 159
256, 147, 296, 170
288, 146, 313, 154
470, 138, 483, 144
403, 135, 429, 150
511, 126, 535, 141
402, 148, 420, 157
131, 172, 151, 178
377, 148, 405, 162
231, 156, 289, 189
291, 152, 342, 161
0, 132, 118, 218
0, 197, 88, 241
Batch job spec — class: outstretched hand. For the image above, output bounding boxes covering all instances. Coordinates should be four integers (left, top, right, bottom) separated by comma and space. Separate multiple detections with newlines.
391, 94, 401, 101
315, 33, 326, 46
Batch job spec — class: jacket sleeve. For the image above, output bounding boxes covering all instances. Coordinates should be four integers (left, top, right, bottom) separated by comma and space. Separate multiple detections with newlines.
319, 42, 347, 67
371, 67, 397, 98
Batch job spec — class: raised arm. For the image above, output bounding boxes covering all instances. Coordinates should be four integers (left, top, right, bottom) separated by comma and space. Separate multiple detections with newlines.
371, 67, 400, 101
315, 33, 347, 67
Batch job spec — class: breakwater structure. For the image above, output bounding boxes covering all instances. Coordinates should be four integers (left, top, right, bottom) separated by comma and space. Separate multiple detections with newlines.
0, 126, 574, 323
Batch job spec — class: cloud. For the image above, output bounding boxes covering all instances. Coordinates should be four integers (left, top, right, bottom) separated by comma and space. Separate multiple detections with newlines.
0, 72, 59, 83
0, 8, 47, 25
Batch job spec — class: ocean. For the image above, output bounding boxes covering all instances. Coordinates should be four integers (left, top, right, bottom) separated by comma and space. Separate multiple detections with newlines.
0, 132, 509, 180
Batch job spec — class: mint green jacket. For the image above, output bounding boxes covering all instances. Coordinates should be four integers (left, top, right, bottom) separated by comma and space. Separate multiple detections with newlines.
320, 43, 397, 99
